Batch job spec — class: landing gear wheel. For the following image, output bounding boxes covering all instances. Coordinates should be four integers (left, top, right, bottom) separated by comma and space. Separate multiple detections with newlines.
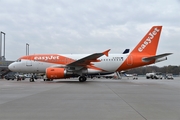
79, 76, 87, 82
29, 77, 35, 82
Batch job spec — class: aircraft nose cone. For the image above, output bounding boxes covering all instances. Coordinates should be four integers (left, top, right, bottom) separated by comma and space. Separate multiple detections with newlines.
8, 63, 15, 71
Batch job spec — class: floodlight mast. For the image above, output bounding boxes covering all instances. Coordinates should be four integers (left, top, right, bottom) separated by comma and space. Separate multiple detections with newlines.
26, 43, 29, 55
0, 31, 5, 60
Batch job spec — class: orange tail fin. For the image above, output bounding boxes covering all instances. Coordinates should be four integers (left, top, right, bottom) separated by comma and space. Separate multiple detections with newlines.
116, 26, 163, 71
131, 26, 162, 55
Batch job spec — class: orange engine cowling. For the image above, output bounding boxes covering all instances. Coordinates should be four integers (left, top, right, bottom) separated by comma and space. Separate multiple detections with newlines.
46, 68, 66, 79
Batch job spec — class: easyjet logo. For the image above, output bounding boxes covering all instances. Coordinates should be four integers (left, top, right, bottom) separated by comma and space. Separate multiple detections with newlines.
138, 27, 160, 52
34, 56, 60, 61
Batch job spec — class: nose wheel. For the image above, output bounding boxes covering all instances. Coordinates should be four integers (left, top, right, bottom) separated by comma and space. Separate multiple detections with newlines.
79, 76, 87, 82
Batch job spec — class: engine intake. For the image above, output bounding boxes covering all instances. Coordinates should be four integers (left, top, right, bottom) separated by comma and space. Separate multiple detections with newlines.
46, 68, 66, 79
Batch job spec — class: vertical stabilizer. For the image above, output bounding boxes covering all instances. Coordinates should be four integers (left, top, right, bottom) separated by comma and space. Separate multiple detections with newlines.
131, 26, 162, 55
116, 26, 163, 71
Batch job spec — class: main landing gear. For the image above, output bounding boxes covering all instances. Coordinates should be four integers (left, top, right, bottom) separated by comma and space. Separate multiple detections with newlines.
29, 74, 35, 82
29, 77, 34, 82
79, 76, 87, 82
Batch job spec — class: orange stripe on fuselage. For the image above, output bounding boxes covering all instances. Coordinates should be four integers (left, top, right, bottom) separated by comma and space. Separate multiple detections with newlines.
20, 54, 75, 65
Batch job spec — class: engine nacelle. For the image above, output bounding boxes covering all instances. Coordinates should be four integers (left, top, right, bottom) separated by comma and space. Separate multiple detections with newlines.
46, 68, 66, 79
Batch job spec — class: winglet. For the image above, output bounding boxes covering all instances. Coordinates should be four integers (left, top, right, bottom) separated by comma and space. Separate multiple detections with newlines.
103, 49, 111, 57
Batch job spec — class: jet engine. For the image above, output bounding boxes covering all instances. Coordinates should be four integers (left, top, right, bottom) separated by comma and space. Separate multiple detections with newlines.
46, 68, 66, 79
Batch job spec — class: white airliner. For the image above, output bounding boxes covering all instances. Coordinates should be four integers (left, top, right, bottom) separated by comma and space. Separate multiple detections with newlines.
8, 26, 172, 82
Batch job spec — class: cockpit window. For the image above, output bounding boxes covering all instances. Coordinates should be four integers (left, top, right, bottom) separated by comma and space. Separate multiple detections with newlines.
15, 59, 21, 62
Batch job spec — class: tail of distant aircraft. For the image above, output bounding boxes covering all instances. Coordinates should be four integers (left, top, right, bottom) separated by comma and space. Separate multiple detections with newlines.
122, 49, 130, 54
117, 26, 172, 71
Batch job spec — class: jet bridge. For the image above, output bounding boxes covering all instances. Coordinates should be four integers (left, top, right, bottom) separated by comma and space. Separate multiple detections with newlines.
0, 60, 14, 78
0, 31, 15, 77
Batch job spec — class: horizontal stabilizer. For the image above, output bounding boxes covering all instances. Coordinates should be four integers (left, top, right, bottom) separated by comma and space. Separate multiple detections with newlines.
142, 53, 173, 62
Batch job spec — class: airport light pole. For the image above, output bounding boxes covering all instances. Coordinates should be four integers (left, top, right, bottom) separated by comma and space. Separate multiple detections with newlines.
1, 31, 5, 60
0, 32, 1, 59
26, 43, 29, 55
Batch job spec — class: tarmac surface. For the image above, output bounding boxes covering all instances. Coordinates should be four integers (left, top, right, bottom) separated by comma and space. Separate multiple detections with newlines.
0, 77, 180, 120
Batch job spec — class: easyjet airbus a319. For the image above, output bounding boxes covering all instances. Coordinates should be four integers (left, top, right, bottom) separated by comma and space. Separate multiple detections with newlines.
8, 26, 172, 82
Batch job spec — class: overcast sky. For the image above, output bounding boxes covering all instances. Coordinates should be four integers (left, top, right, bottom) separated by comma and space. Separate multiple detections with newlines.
0, 0, 180, 67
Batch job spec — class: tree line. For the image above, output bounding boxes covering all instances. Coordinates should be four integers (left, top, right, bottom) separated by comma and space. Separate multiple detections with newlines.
126, 65, 180, 75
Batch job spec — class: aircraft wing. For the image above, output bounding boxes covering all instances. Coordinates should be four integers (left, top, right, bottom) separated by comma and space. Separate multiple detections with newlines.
67, 49, 111, 67
142, 53, 173, 62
